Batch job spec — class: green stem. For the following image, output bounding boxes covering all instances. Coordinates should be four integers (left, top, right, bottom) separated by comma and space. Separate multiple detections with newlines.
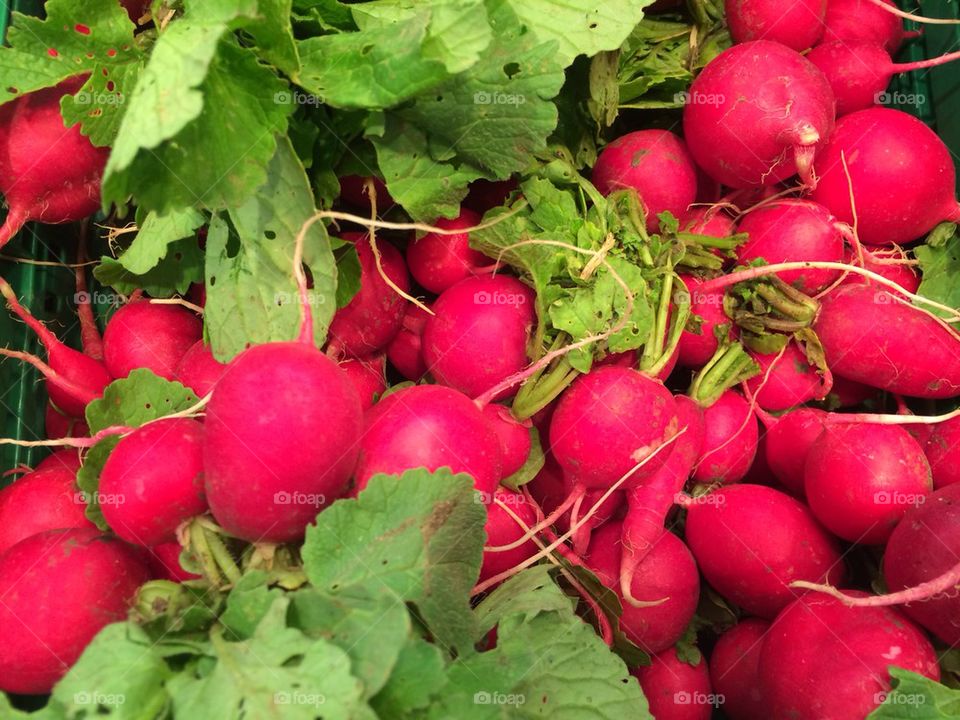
512, 355, 579, 419
189, 520, 223, 587
753, 281, 818, 325
677, 231, 747, 250
689, 343, 761, 407
640, 273, 674, 370
204, 527, 242, 586
645, 285, 691, 378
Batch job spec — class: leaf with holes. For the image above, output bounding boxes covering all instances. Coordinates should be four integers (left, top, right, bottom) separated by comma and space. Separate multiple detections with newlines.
95, 238, 204, 297
85, 369, 199, 433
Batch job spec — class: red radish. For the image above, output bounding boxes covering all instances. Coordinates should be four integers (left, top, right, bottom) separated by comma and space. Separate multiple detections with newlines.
149, 542, 201, 583
812, 108, 960, 246
525, 454, 565, 521
35, 448, 82, 474
422, 274, 535, 399
759, 593, 940, 719
693, 390, 758, 484
822, 0, 904, 53
827, 375, 879, 408
676, 275, 734, 368
682, 206, 735, 238
550, 366, 678, 496
883, 483, 960, 646
328, 233, 410, 358
725, 0, 826, 51
842, 246, 920, 294
568, 484, 626, 556
620, 396, 703, 596
709, 619, 770, 720
464, 179, 517, 214
586, 521, 699, 653
339, 355, 387, 410
103, 301, 202, 381
814, 284, 960, 398
762, 407, 826, 496
478, 488, 538, 584
805, 422, 931, 543
919, 415, 960, 489
591, 130, 698, 232
735, 200, 844, 294
744, 342, 829, 411
0, 278, 111, 417
0, 528, 149, 694
683, 41, 835, 189
633, 647, 715, 720
175, 340, 227, 397
0, 78, 109, 249
685, 484, 845, 618
45, 402, 89, 440
0, 466, 93, 555
204, 341, 363, 543
99, 419, 206, 547
482, 404, 532, 479
406, 209, 493, 293
338, 175, 393, 209
386, 303, 429, 381
354, 384, 501, 497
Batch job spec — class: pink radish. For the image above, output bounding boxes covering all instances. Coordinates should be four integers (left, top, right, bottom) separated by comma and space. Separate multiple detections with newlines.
744, 342, 829, 411
0, 466, 93, 555
103, 301, 202, 381
685, 484, 845, 618
814, 283, 960, 398
568, 483, 626, 557
735, 200, 844, 294
328, 233, 409, 358
804, 422, 931, 543
709, 619, 770, 720
35, 448, 82, 474
45, 403, 89, 440
0, 78, 109, 248
0, 277, 111, 417
422, 274, 535, 399
811, 108, 960, 246
827, 375, 880, 408
478, 487, 538, 584
339, 355, 387, 410
683, 41, 835, 189
99, 418, 206, 547
759, 593, 940, 719
386, 303, 429, 381
633, 647, 715, 720
822, 0, 904, 53
354, 384, 501, 497
682, 206, 736, 238
918, 415, 960, 489
0, 527, 149, 694
762, 407, 826, 496
406, 208, 493, 293
841, 246, 919, 294
725, 0, 826, 51
482, 404, 532, 479
591, 130, 698, 232
693, 390, 758, 484
175, 340, 227, 397
338, 175, 393, 209
676, 275, 735, 368
149, 541, 201, 583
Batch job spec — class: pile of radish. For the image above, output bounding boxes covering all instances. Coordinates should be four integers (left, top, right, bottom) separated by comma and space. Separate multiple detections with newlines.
4, 0, 960, 717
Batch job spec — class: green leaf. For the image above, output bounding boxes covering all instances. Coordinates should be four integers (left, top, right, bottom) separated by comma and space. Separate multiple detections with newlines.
117, 209, 207, 275
167, 597, 375, 720
204, 137, 337, 362
370, 637, 447, 717
76, 436, 120, 530
51, 623, 170, 720
473, 566, 575, 639
868, 668, 960, 718
302, 469, 485, 655
94, 237, 204, 297
219, 572, 283, 640
60, 57, 146, 146
501, 425, 545, 489
243, 0, 300, 76
915, 222, 960, 319
85, 369, 200, 433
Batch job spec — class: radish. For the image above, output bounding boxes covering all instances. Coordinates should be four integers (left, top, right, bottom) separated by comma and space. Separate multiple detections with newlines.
883, 483, 960, 646
406, 208, 493, 294
422, 274, 535, 399
482, 404, 532, 479
0, 466, 93, 556
386, 303, 429, 381
633, 647, 715, 720
811, 108, 960, 246
0, 278, 111, 417
464, 179, 517, 214
735, 200, 843, 294
35, 448, 82, 474
709, 619, 770, 720
684, 484, 846, 618
524, 454, 565, 521
919, 415, 960, 489
822, 0, 904, 53
804, 422, 931, 543
354, 384, 502, 497
0, 527, 149, 694
841, 245, 920, 294
567, 482, 626, 557
0, 78, 109, 249
591, 130, 698, 232
683, 41, 835, 189
338, 355, 387, 410
478, 487, 538, 584
45, 402, 89, 440
175, 340, 227, 397
682, 206, 735, 238
827, 375, 879, 408
692, 390, 758, 484
338, 175, 393, 210
809, 41, 960, 116
149, 541, 201, 583
99, 418, 206, 547
759, 593, 940, 719
762, 407, 826, 496
328, 233, 409, 358
725, 0, 826, 51
586, 521, 699, 654
676, 275, 735, 368
743, 342, 830, 411
814, 283, 960, 398
103, 301, 202, 381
